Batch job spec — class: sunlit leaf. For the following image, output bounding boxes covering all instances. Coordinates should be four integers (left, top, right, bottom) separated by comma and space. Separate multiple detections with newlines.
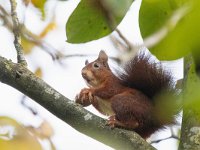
0, 117, 42, 150
31, 0, 47, 19
139, 0, 200, 60
66, 0, 134, 43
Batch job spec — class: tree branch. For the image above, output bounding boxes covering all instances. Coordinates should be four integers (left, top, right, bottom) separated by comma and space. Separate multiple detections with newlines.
115, 29, 134, 52
0, 56, 155, 150
178, 55, 200, 150
9, 0, 27, 66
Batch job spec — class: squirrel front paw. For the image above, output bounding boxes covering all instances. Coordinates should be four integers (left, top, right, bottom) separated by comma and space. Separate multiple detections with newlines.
75, 88, 94, 107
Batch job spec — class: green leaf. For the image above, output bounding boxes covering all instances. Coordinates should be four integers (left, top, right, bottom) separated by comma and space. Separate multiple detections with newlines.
66, 0, 134, 43
139, 0, 200, 60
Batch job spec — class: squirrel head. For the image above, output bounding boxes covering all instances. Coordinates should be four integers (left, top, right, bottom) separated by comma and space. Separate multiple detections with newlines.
81, 50, 112, 87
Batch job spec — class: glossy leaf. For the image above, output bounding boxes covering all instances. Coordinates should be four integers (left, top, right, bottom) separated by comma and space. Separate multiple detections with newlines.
66, 0, 134, 43
139, 0, 200, 60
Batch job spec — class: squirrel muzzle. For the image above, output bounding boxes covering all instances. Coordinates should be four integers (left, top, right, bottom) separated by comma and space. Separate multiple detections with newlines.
81, 69, 97, 87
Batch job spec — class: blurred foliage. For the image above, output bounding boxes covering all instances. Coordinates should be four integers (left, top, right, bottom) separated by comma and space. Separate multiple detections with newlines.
21, 35, 35, 55
139, 0, 200, 60
139, 0, 188, 38
66, 0, 134, 43
31, 0, 47, 20
40, 21, 57, 38
0, 116, 42, 150
22, 0, 47, 19
27, 120, 54, 139
21, 21, 56, 55
153, 90, 182, 124
0, 116, 55, 150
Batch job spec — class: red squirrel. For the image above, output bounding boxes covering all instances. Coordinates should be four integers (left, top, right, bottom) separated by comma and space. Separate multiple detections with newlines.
75, 50, 177, 139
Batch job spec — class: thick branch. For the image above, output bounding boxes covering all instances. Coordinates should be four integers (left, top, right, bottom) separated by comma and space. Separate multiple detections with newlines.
179, 55, 200, 150
9, 0, 27, 66
0, 56, 155, 150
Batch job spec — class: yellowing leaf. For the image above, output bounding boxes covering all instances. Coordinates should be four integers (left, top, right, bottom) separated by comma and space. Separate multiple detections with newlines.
21, 36, 35, 55
31, 0, 47, 19
40, 21, 57, 38
0, 116, 42, 150
34, 67, 43, 78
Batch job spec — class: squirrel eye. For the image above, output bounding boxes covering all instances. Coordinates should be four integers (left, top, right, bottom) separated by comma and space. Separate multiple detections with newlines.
93, 62, 100, 69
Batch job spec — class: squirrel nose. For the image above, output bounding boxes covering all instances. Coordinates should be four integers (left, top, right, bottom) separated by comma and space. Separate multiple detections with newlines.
81, 70, 87, 78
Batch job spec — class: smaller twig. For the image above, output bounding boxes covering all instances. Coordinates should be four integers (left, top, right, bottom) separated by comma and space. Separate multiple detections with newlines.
150, 135, 179, 144
21, 95, 38, 115
0, 5, 9, 16
21, 25, 59, 60
110, 35, 128, 52
150, 128, 180, 144
0, 5, 13, 30
9, 0, 27, 66
115, 28, 134, 51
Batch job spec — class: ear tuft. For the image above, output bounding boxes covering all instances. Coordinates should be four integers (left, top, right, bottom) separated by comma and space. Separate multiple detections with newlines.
98, 50, 108, 62
85, 59, 89, 65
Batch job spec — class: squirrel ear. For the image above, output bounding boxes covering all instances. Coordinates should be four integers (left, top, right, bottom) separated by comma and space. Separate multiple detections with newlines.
85, 59, 89, 65
98, 50, 108, 62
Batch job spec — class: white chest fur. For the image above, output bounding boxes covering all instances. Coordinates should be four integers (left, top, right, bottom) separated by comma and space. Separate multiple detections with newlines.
96, 97, 114, 116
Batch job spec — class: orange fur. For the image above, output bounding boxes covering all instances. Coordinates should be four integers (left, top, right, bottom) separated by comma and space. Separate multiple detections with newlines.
75, 50, 177, 139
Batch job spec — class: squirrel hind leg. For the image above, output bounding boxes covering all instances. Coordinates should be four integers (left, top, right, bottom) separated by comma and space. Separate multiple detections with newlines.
107, 115, 139, 129
109, 93, 145, 129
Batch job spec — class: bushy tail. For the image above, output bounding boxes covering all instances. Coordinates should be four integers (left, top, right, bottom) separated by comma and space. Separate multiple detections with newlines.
118, 51, 174, 100
118, 51, 180, 129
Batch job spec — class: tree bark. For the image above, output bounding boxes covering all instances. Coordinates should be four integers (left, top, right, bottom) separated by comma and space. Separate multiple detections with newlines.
0, 56, 155, 150
179, 55, 200, 150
